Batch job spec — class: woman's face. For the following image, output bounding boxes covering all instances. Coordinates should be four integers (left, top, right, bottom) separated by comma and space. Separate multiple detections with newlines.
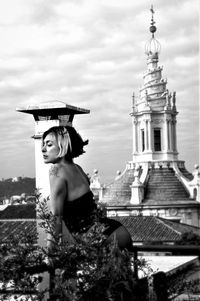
42, 133, 60, 164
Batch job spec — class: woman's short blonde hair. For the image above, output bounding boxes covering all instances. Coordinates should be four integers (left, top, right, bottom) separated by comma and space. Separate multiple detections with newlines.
42, 126, 88, 159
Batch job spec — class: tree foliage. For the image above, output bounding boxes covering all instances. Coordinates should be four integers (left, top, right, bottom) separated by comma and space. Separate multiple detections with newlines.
177, 231, 200, 245
0, 196, 151, 301
0, 177, 36, 201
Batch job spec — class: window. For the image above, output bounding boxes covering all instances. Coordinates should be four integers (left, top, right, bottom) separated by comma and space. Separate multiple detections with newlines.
141, 129, 145, 151
193, 188, 197, 199
154, 128, 161, 151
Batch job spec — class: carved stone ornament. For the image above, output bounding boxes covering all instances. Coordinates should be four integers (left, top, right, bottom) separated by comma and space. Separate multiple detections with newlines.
153, 119, 163, 124
171, 119, 177, 125
169, 208, 178, 216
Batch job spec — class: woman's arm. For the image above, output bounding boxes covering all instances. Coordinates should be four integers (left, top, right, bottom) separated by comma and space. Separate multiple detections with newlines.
49, 166, 66, 216
48, 166, 67, 250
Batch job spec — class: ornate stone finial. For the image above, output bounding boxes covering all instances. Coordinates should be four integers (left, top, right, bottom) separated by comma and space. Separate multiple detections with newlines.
164, 89, 171, 110
132, 92, 135, 106
90, 169, 101, 189
145, 90, 148, 103
116, 170, 121, 176
150, 5, 156, 38
133, 166, 142, 185
131, 92, 138, 113
132, 92, 136, 110
115, 170, 122, 180
192, 164, 200, 184
193, 164, 200, 176
130, 166, 144, 204
145, 6, 161, 56
172, 91, 177, 111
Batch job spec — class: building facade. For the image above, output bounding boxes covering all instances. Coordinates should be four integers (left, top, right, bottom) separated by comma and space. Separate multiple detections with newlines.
99, 8, 200, 227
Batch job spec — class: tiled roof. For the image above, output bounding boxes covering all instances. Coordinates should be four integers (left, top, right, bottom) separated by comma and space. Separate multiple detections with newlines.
0, 204, 36, 219
100, 168, 136, 205
0, 204, 37, 243
1, 214, 199, 245
111, 216, 200, 243
0, 220, 37, 243
144, 168, 192, 204
159, 218, 200, 236
101, 167, 196, 207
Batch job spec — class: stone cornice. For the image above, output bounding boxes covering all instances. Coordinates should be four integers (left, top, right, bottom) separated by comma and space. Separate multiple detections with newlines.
105, 202, 200, 210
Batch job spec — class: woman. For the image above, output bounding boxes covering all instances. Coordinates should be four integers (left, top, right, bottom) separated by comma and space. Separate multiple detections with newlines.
41, 125, 133, 251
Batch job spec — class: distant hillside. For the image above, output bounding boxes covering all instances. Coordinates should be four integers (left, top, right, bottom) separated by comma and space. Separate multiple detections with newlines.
0, 177, 36, 199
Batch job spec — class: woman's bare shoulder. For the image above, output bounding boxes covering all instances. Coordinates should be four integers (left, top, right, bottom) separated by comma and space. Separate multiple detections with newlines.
75, 163, 84, 172
49, 163, 70, 182
49, 164, 60, 177
49, 164, 67, 181
49, 165, 68, 192
75, 164, 90, 184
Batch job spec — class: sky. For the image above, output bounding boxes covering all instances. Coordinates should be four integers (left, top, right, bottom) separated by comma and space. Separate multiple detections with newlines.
0, 0, 199, 184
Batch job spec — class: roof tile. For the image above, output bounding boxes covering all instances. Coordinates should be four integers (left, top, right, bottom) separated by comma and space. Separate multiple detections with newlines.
111, 216, 199, 243
0, 204, 36, 219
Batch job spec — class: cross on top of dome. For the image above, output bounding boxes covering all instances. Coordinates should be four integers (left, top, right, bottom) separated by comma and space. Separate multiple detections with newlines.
145, 5, 161, 56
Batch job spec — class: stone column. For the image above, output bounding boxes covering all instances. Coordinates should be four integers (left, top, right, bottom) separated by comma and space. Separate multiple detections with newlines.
164, 118, 170, 152
171, 120, 175, 151
167, 120, 170, 151
148, 119, 153, 152
145, 120, 148, 151
132, 118, 138, 154
137, 121, 141, 153
164, 118, 168, 151
168, 120, 172, 151
172, 119, 177, 152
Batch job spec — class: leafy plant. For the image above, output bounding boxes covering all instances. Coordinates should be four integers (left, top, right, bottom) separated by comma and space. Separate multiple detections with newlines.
37, 196, 141, 300
177, 231, 200, 245
0, 194, 151, 301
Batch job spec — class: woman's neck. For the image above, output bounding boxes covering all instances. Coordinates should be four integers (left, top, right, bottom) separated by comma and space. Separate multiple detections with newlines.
56, 156, 73, 166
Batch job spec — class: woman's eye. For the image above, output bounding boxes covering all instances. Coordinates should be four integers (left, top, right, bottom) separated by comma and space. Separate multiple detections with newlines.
47, 143, 52, 147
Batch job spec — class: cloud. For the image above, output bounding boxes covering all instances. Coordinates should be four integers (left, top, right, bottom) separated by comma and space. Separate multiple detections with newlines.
0, 0, 198, 181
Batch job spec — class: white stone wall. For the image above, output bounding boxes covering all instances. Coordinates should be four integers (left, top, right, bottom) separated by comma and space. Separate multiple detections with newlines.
35, 119, 59, 199
107, 207, 200, 228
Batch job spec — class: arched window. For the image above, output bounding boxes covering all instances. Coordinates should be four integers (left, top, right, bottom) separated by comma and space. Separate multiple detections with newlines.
154, 128, 161, 151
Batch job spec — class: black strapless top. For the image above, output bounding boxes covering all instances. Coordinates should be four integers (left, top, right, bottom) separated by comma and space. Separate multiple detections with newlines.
63, 190, 122, 235
63, 191, 98, 233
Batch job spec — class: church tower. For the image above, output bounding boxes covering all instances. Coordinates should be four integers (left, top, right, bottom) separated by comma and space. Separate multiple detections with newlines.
131, 6, 178, 163
100, 7, 200, 227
